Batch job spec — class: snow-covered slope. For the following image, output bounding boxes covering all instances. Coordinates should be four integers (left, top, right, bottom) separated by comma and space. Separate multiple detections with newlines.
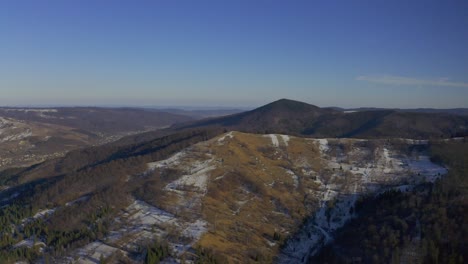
277, 139, 446, 263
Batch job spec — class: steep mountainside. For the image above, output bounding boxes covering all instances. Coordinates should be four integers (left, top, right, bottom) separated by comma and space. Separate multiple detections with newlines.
0, 129, 451, 263
311, 140, 468, 264
179, 99, 468, 139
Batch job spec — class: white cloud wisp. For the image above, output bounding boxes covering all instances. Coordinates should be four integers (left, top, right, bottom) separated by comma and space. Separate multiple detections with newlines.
356, 75, 468, 88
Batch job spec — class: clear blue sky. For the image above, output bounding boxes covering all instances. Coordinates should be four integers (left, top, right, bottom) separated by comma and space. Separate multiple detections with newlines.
1, 0, 467, 108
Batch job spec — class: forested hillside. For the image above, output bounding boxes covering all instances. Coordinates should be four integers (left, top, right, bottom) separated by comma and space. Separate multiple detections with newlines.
179, 99, 468, 139
0, 128, 222, 263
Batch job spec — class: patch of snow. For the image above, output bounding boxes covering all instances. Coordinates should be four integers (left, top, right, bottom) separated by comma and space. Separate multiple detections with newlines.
280, 135, 290, 146
147, 151, 186, 170
214, 173, 226, 181
20, 208, 57, 225
165, 159, 215, 193
383, 148, 391, 162
217, 131, 234, 143
181, 219, 208, 240
14, 238, 46, 249
266, 181, 275, 187
343, 110, 357, 114
316, 139, 329, 152
0, 117, 14, 129
14, 239, 34, 248
265, 238, 276, 247
0, 130, 32, 143
33, 208, 56, 219
99, 200, 179, 253
265, 134, 280, 147
126, 200, 177, 227
403, 139, 429, 145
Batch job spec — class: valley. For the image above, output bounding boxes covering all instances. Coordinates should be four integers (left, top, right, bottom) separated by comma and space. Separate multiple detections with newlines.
0, 116, 95, 170
0, 107, 194, 171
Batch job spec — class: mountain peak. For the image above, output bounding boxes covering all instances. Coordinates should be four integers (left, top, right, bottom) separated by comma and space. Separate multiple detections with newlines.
256, 98, 321, 112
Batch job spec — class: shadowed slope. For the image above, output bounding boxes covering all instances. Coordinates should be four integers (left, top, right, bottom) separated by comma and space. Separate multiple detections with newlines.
177, 99, 468, 139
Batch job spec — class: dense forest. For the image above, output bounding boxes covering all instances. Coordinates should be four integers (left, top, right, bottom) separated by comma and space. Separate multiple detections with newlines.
179, 99, 468, 139
311, 140, 468, 264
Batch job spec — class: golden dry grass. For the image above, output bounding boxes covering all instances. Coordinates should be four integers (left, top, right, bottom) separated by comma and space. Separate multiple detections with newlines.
139, 132, 407, 263
196, 132, 325, 262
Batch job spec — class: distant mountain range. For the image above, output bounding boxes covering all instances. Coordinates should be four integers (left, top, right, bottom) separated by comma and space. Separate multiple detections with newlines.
177, 99, 468, 139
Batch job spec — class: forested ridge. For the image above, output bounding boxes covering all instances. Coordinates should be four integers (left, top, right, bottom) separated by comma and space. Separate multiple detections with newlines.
178, 99, 468, 139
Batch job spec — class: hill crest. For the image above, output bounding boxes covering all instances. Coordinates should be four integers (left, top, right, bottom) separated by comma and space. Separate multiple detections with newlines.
177, 99, 468, 139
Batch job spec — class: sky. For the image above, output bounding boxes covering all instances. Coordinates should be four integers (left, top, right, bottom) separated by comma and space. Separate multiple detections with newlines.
1, 0, 467, 108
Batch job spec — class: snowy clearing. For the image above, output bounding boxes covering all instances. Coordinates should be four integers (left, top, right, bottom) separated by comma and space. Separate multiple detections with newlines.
76, 241, 122, 264
73, 199, 208, 262
165, 159, 215, 193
